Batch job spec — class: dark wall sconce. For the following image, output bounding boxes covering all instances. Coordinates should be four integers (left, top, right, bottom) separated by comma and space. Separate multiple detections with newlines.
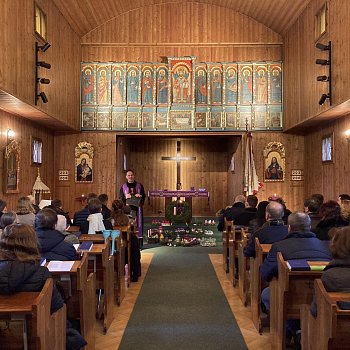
35, 41, 51, 105
315, 41, 332, 105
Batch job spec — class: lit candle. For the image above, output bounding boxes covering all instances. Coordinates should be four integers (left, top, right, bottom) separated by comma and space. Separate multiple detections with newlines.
173, 206, 176, 215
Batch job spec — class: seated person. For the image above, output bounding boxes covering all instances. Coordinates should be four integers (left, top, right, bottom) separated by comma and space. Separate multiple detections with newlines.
27, 195, 40, 214
217, 195, 246, 231
0, 223, 86, 349
268, 195, 291, 224
87, 198, 105, 234
0, 211, 18, 236
47, 199, 72, 226
35, 208, 77, 261
98, 193, 111, 220
244, 202, 288, 258
249, 201, 269, 233
110, 199, 130, 227
310, 226, 350, 316
0, 199, 7, 220
314, 200, 349, 240
260, 212, 332, 346
73, 192, 98, 228
235, 195, 258, 226
16, 196, 36, 226
304, 197, 322, 232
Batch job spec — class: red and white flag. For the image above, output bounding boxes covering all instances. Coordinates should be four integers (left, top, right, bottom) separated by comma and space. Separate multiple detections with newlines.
243, 132, 259, 195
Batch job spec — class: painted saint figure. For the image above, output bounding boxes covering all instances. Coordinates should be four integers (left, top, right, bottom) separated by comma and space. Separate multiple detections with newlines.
173, 67, 191, 103
82, 68, 95, 104
77, 158, 93, 182
142, 70, 154, 104
112, 69, 124, 104
226, 68, 237, 104
127, 69, 139, 104
195, 69, 207, 104
241, 69, 253, 103
265, 156, 283, 180
256, 69, 268, 103
211, 69, 222, 103
157, 69, 168, 104
97, 69, 109, 105
270, 69, 282, 103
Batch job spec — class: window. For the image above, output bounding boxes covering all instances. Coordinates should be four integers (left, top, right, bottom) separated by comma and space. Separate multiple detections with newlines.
32, 137, 43, 166
34, 3, 47, 40
315, 3, 328, 41
322, 134, 333, 162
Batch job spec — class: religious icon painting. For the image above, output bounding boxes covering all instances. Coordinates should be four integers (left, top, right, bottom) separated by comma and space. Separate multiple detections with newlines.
237, 105, 252, 130
252, 105, 267, 130
142, 65, 156, 105
3, 140, 20, 193
81, 107, 95, 130
155, 107, 169, 129
269, 105, 283, 129
126, 107, 140, 129
322, 134, 333, 163
195, 65, 208, 105
97, 65, 111, 105
169, 57, 194, 104
224, 106, 237, 129
156, 65, 169, 105
111, 107, 126, 130
111, 64, 126, 105
223, 64, 238, 105
263, 142, 285, 182
239, 64, 253, 105
96, 108, 111, 130
208, 65, 223, 105
269, 63, 282, 104
209, 112, 222, 128
194, 111, 207, 129
254, 64, 268, 104
142, 107, 155, 129
81, 64, 96, 105
75, 142, 94, 183
170, 110, 193, 130
127, 65, 141, 105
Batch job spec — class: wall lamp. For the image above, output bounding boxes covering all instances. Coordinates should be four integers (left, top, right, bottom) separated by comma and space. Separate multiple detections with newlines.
37, 78, 50, 84
37, 42, 51, 52
317, 75, 329, 82
6, 129, 15, 143
345, 129, 350, 142
37, 61, 51, 69
37, 92, 48, 104
315, 41, 332, 106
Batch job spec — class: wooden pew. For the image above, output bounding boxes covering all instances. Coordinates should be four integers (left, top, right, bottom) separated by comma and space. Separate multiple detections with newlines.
301, 279, 350, 350
250, 239, 271, 333
83, 243, 114, 333
0, 278, 66, 350
270, 253, 329, 350
222, 218, 233, 273
48, 253, 96, 350
228, 224, 244, 287
238, 227, 250, 306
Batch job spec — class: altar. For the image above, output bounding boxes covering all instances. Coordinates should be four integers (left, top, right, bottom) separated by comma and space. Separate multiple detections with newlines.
148, 190, 210, 217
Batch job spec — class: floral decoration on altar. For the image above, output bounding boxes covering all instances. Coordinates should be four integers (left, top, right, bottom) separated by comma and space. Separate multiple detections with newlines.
165, 200, 191, 224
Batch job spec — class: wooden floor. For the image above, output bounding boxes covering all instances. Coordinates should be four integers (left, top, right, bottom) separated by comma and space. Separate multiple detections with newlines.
95, 251, 271, 350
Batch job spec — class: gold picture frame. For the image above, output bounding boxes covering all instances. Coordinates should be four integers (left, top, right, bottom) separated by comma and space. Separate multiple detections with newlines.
75, 142, 94, 183
263, 142, 285, 182
3, 140, 20, 193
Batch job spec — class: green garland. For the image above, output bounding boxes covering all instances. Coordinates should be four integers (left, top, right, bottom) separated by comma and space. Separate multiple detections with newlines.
165, 200, 192, 224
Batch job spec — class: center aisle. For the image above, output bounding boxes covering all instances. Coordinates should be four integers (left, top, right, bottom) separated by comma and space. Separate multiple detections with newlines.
119, 246, 248, 350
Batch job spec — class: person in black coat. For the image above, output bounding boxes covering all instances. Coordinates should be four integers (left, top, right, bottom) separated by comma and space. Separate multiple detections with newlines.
0, 223, 63, 313
244, 202, 288, 258
235, 195, 258, 226
35, 208, 77, 261
47, 199, 72, 226
217, 195, 246, 231
98, 193, 111, 220
310, 226, 350, 316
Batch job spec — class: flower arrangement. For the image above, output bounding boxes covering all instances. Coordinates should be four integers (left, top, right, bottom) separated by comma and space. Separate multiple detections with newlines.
165, 200, 191, 224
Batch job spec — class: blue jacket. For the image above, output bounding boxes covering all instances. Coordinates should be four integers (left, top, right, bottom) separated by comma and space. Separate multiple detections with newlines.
73, 207, 89, 227
244, 222, 289, 258
36, 228, 78, 261
260, 231, 331, 282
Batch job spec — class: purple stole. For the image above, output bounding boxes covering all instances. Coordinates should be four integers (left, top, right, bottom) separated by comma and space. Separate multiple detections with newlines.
122, 182, 143, 238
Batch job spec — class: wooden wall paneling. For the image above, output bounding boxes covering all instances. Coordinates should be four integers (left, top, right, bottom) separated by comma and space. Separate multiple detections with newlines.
304, 114, 350, 201
54, 132, 117, 217
0, 0, 80, 130
0, 110, 54, 211
283, 0, 350, 130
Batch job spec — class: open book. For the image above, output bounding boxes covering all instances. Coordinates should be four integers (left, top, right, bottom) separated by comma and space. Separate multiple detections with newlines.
126, 195, 142, 207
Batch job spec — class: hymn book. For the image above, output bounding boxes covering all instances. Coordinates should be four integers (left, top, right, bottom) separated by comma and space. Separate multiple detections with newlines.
286, 259, 329, 271
47, 261, 74, 272
78, 241, 93, 252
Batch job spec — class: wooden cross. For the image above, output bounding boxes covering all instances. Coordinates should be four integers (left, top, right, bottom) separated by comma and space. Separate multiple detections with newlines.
161, 140, 196, 188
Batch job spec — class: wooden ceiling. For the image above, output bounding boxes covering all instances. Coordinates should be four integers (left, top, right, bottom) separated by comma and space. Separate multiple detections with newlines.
53, 0, 311, 38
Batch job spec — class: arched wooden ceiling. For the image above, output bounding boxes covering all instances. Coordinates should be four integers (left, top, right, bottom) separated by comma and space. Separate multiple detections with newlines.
53, 0, 311, 38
